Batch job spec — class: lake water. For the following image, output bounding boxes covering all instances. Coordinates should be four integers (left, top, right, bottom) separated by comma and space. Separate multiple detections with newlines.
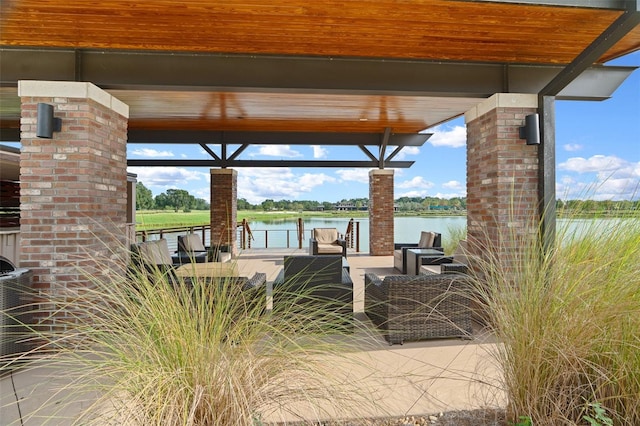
160, 216, 626, 252
245, 216, 467, 250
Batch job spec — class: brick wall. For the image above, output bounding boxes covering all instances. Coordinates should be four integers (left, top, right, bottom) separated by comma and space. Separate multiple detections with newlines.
210, 169, 237, 256
466, 94, 539, 265
369, 169, 394, 255
19, 81, 129, 328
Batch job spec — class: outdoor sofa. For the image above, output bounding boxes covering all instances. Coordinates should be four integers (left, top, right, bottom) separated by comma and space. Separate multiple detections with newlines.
272, 254, 353, 327
364, 272, 472, 344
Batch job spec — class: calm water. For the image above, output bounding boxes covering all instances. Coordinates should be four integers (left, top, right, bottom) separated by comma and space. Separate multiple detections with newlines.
160, 216, 625, 252
246, 216, 468, 250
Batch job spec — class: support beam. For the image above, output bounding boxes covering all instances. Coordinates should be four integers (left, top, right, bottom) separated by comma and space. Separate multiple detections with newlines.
0, 48, 634, 101
127, 159, 415, 168
538, 95, 557, 253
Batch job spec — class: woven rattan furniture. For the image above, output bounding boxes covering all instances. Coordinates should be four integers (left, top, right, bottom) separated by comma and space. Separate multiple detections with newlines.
394, 231, 444, 274
273, 255, 353, 325
364, 272, 472, 344
309, 228, 348, 257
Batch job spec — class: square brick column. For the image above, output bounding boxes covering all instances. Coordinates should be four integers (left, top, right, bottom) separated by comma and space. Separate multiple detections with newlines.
368, 169, 394, 256
18, 81, 129, 328
465, 94, 539, 265
210, 169, 237, 257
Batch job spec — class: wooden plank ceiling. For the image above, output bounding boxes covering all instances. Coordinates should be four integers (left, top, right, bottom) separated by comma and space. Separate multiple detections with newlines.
1, 0, 639, 136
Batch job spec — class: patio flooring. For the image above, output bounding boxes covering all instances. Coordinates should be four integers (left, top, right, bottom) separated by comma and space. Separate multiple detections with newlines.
0, 249, 505, 425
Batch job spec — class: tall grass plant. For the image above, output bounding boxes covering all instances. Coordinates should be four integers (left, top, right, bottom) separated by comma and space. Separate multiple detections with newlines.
6, 243, 377, 425
470, 205, 640, 425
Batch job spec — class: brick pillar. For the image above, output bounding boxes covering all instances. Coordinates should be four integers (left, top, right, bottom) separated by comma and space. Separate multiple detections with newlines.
18, 81, 129, 328
465, 94, 539, 264
210, 169, 237, 257
368, 169, 394, 256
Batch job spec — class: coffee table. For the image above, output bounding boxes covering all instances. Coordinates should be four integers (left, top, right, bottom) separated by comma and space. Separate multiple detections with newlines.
405, 248, 448, 276
174, 262, 238, 279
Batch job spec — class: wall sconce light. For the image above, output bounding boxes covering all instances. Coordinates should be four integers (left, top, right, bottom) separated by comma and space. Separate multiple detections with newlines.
36, 103, 62, 138
519, 113, 540, 146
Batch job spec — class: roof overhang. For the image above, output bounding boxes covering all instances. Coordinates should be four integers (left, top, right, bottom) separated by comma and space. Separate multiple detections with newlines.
0, 0, 638, 168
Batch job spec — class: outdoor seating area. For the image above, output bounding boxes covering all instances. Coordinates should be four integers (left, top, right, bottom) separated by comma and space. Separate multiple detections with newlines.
130, 238, 265, 289
1, 247, 501, 425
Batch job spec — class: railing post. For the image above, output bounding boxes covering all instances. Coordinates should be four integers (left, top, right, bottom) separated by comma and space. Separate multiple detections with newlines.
242, 218, 247, 250
356, 221, 360, 252
297, 217, 304, 249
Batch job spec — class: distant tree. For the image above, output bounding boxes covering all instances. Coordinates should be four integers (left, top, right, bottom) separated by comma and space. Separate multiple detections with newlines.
155, 188, 194, 212
136, 182, 154, 210
154, 192, 170, 210
237, 198, 252, 210
261, 199, 275, 211
193, 198, 210, 210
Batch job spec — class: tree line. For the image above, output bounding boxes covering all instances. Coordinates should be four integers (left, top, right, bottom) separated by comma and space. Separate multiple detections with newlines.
136, 182, 638, 213
136, 183, 209, 212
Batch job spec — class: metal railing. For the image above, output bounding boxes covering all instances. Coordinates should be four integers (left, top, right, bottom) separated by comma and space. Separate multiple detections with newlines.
134, 218, 361, 252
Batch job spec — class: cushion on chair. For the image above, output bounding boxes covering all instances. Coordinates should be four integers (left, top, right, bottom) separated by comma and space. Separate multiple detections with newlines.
313, 228, 339, 244
418, 231, 437, 248
137, 239, 173, 265
180, 233, 206, 251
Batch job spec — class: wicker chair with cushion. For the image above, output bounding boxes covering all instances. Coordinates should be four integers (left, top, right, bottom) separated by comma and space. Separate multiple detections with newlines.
364, 272, 472, 345
130, 238, 184, 285
309, 228, 347, 257
175, 233, 232, 265
273, 255, 353, 326
393, 231, 445, 274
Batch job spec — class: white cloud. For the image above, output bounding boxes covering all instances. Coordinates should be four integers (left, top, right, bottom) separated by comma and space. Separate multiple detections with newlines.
127, 166, 206, 189
237, 168, 336, 204
557, 155, 640, 200
427, 125, 466, 148
563, 143, 583, 152
311, 145, 328, 159
252, 145, 302, 158
130, 148, 174, 158
335, 169, 370, 183
396, 176, 435, 189
559, 155, 627, 174
397, 189, 430, 198
394, 146, 420, 160
443, 180, 464, 191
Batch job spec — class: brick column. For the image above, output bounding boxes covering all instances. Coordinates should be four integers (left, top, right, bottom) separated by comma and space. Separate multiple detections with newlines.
368, 169, 394, 256
465, 94, 539, 264
210, 169, 237, 257
18, 81, 129, 328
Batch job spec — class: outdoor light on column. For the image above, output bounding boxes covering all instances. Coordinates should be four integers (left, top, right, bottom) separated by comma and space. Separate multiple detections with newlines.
519, 113, 540, 146
36, 103, 62, 138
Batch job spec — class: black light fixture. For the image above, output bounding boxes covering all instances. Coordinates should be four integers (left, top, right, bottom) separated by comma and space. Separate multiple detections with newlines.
36, 103, 62, 138
519, 113, 540, 146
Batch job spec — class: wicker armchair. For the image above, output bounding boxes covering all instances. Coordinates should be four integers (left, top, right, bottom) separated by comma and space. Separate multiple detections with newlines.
394, 231, 444, 274
309, 228, 347, 257
364, 272, 472, 344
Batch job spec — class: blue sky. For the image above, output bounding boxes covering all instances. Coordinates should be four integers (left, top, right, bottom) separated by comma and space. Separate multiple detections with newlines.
128, 51, 639, 205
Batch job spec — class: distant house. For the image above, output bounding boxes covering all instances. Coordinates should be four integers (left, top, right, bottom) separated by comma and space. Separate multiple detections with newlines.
335, 203, 358, 211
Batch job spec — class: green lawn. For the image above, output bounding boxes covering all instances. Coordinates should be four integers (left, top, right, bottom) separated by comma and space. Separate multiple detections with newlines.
135, 209, 369, 230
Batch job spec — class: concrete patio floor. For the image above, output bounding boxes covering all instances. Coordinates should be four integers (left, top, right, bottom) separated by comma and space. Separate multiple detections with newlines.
0, 249, 505, 425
